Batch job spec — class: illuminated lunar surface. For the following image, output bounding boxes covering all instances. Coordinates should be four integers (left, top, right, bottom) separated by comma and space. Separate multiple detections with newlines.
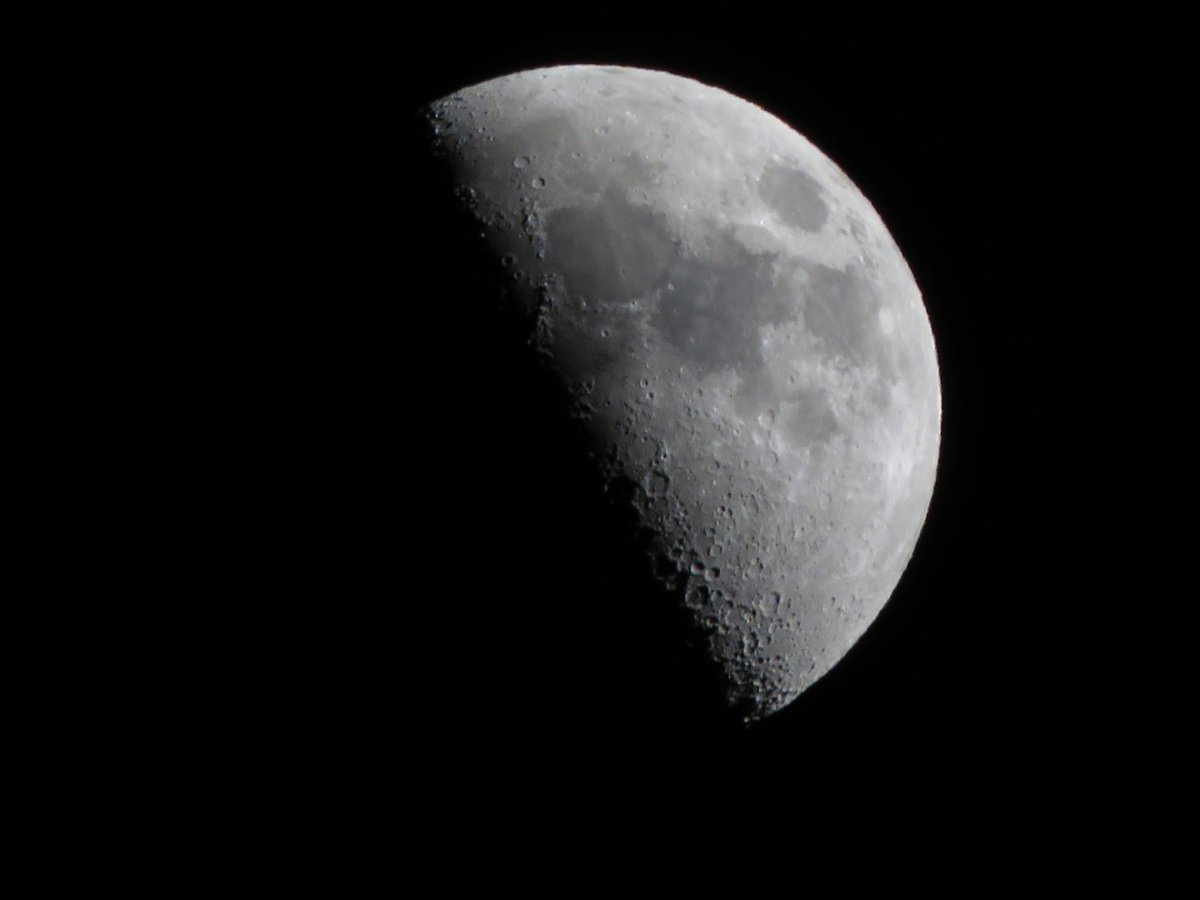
420, 65, 941, 721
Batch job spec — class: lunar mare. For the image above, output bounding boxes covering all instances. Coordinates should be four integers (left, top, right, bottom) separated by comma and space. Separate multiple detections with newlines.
422, 65, 941, 721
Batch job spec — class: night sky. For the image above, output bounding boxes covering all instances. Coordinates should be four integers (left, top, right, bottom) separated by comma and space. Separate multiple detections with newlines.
260, 19, 1149, 798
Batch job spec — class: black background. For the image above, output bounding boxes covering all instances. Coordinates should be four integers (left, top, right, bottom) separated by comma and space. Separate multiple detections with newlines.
258, 18, 1157, 798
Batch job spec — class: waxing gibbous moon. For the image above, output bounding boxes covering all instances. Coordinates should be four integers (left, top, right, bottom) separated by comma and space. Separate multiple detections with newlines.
420, 65, 941, 722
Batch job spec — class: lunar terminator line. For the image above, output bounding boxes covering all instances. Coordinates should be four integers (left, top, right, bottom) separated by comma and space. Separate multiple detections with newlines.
420, 65, 941, 721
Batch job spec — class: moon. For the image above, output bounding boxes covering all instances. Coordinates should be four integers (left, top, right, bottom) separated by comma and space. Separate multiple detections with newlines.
419, 65, 941, 722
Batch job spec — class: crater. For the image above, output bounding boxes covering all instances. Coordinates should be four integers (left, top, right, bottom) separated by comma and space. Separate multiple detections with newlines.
481, 114, 601, 194
759, 164, 830, 233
